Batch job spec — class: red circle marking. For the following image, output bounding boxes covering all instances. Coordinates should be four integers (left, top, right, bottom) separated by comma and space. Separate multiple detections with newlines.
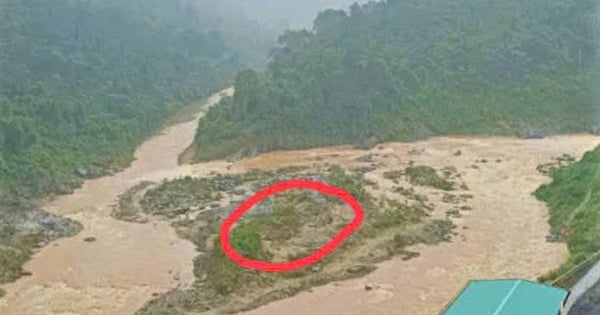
219, 179, 365, 273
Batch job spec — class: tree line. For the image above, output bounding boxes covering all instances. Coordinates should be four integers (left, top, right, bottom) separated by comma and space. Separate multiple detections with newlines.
0, 0, 241, 203
194, 0, 599, 161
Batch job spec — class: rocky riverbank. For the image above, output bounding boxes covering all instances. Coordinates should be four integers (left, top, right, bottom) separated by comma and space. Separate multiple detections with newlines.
0, 202, 82, 296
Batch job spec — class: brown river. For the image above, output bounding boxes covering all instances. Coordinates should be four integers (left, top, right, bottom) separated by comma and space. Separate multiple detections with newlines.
0, 89, 233, 315
1, 88, 599, 315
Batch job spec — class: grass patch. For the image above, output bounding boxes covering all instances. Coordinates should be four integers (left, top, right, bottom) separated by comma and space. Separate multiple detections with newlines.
201, 238, 274, 296
0, 244, 32, 284
406, 165, 456, 191
371, 199, 427, 230
535, 146, 600, 285
230, 222, 266, 260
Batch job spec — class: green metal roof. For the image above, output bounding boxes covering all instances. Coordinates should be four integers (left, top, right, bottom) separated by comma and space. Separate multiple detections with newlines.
442, 279, 569, 315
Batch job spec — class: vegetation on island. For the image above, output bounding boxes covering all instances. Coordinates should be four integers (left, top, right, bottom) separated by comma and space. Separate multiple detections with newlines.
111, 164, 468, 314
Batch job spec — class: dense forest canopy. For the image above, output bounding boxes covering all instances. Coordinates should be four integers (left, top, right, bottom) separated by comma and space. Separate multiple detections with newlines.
194, 0, 600, 160
0, 0, 241, 202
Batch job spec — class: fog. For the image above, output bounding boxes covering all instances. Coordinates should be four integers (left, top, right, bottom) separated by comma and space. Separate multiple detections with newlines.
2, 0, 600, 314
189, 0, 372, 68
193, 0, 371, 30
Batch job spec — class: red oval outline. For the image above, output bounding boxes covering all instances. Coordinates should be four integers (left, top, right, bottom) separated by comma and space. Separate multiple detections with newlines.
219, 179, 365, 273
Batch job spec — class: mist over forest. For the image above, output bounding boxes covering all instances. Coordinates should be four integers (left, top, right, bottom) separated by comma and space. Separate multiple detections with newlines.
195, 0, 369, 29
191, 0, 370, 67
0, 0, 375, 294
1, 1, 600, 314
194, 0, 599, 161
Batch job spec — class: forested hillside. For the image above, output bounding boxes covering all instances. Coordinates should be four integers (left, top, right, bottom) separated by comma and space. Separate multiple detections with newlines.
194, 0, 599, 161
0, 0, 241, 288
0, 0, 239, 201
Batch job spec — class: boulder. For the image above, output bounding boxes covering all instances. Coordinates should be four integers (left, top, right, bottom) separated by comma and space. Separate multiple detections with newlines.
75, 168, 89, 177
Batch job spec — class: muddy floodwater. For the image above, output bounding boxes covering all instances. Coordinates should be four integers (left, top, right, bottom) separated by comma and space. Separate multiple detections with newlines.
0, 89, 233, 315
236, 136, 599, 315
1, 88, 598, 315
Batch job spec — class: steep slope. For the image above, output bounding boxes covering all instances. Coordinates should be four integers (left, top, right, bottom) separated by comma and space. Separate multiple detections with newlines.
536, 145, 600, 274
0, 0, 239, 200
0, 0, 241, 289
0, 89, 233, 315
193, 0, 598, 161
535, 144, 600, 313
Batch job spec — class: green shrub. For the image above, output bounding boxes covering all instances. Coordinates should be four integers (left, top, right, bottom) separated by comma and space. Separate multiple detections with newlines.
231, 222, 265, 260
406, 166, 455, 191
535, 146, 600, 283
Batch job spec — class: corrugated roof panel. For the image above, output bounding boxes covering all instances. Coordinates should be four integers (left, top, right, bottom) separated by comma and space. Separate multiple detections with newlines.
499, 280, 569, 315
442, 279, 569, 315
